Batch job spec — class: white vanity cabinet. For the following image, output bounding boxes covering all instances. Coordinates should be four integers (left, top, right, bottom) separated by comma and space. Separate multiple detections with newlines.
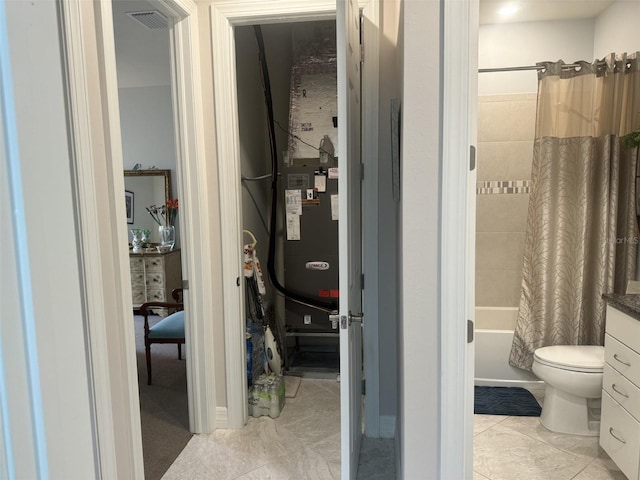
601, 304, 640, 480
129, 249, 182, 315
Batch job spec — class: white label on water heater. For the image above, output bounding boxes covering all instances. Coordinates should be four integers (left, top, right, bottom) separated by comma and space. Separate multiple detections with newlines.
306, 261, 330, 271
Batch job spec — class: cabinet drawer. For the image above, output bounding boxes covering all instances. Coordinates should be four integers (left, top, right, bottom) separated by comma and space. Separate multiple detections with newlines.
144, 256, 165, 272
145, 272, 165, 289
129, 256, 144, 271
146, 289, 166, 302
603, 363, 640, 421
130, 271, 146, 287
600, 391, 640, 480
131, 287, 146, 306
605, 334, 640, 388
606, 305, 640, 354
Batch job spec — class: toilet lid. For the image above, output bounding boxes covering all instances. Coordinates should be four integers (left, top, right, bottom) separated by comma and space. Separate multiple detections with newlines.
534, 345, 604, 373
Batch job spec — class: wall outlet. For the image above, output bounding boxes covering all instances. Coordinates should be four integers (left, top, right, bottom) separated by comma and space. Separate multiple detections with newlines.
303, 314, 312, 325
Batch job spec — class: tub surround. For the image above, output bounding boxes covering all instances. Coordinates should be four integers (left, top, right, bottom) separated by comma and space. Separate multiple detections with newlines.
603, 293, 640, 321
476, 94, 536, 308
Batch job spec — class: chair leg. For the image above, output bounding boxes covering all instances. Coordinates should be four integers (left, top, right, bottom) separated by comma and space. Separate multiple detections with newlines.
146, 340, 152, 385
178, 343, 182, 360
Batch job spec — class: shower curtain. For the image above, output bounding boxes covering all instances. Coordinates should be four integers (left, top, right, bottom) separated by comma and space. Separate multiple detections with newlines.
509, 52, 640, 371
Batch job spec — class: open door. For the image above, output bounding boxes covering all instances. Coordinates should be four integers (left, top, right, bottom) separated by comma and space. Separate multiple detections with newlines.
337, 0, 363, 478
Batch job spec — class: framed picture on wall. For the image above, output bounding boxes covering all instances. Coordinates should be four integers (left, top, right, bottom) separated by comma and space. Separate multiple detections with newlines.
125, 190, 134, 224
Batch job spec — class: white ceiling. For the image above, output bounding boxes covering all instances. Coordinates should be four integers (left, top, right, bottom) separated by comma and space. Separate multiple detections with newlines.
480, 0, 615, 25
111, 0, 617, 88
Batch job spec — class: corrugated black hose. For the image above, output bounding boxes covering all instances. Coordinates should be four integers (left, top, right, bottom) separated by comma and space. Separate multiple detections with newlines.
253, 25, 337, 313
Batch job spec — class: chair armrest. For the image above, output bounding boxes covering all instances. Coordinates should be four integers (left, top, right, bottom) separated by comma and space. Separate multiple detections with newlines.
171, 288, 183, 303
139, 301, 184, 335
139, 301, 183, 315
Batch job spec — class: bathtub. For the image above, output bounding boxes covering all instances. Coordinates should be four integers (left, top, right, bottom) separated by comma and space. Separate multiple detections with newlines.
474, 307, 542, 388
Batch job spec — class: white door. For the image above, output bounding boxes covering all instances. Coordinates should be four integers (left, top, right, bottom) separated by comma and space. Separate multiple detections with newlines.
337, 0, 363, 478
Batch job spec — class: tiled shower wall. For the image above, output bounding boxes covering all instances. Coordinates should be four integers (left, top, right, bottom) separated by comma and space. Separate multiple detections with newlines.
476, 93, 537, 307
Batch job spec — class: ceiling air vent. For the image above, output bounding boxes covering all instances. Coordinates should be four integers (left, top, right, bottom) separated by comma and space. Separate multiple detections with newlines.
127, 10, 168, 30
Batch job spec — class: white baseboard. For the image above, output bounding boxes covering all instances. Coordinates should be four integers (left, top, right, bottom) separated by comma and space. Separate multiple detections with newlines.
216, 407, 229, 428
380, 415, 396, 438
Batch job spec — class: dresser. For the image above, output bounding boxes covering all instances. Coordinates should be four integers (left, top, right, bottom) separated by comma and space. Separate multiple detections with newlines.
130, 249, 182, 315
601, 298, 640, 480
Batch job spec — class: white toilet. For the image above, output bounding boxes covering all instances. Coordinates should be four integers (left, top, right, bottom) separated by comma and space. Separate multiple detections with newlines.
532, 345, 605, 436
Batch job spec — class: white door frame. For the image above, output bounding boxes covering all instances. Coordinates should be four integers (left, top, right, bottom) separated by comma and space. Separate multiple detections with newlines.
59, 0, 215, 474
441, 0, 476, 478
210, 0, 380, 431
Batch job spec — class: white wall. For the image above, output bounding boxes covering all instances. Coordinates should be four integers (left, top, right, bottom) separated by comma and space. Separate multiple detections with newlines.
112, 0, 171, 89
1, 1, 98, 477
478, 19, 595, 94
119, 86, 177, 171
594, 0, 640, 58
118, 86, 180, 247
400, 0, 441, 478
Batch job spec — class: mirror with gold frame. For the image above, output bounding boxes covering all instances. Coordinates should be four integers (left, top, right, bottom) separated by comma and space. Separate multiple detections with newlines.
124, 169, 171, 243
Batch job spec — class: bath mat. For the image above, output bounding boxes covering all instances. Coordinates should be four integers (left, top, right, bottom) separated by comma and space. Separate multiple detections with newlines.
284, 375, 302, 398
474, 386, 541, 416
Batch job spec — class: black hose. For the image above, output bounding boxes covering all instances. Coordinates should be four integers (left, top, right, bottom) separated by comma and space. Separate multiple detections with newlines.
253, 25, 337, 313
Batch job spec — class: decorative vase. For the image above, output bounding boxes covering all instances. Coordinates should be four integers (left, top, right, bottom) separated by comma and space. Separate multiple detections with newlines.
130, 229, 143, 253
141, 229, 152, 245
158, 225, 175, 250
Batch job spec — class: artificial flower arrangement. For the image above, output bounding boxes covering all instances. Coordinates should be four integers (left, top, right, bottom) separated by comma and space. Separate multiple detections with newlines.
625, 130, 640, 149
146, 198, 179, 227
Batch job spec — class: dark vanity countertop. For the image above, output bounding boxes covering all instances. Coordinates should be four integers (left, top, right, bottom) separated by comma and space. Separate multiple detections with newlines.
603, 294, 640, 321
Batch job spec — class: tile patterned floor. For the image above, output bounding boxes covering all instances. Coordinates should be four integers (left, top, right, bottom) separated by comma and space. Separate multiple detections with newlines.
161, 378, 395, 480
162, 380, 626, 479
473, 386, 627, 480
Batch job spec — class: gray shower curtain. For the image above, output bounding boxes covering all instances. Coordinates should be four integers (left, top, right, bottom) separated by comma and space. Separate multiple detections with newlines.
509, 53, 640, 371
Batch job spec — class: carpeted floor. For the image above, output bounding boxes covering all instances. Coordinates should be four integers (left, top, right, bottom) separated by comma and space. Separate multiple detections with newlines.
134, 314, 191, 480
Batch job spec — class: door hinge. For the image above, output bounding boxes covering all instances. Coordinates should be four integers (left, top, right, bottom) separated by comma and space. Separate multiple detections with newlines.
360, 43, 364, 64
470, 145, 476, 171
467, 319, 474, 343
182, 280, 189, 290
361, 273, 365, 289
361, 163, 365, 180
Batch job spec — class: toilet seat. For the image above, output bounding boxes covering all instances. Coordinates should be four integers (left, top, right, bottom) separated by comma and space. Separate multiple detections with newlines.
534, 345, 604, 373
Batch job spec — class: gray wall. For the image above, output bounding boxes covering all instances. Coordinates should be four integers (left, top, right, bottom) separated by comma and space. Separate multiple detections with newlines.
234, 23, 294, 324
377, 0, 401, 430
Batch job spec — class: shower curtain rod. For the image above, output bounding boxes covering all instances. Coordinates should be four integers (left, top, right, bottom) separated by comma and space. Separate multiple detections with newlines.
479, 60, 606, 73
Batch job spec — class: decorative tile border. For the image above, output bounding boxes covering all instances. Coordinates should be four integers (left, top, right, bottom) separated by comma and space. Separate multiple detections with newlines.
476, 180, 530, 195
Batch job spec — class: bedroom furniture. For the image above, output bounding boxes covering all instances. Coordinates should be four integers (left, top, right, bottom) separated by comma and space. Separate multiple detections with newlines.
600, 302, 640, 480
140, 289, 184, 385
130, 249, 182, 316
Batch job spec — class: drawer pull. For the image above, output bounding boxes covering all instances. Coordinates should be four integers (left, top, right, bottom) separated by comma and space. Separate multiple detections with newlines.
611, 383, 629, 398
609, 427, 627, 444
613, 353, 631, 367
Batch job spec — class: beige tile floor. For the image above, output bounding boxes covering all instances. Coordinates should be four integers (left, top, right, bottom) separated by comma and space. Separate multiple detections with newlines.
161, 378, 395, 480
473, 386, 627, 480
162, 380, 625, 480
